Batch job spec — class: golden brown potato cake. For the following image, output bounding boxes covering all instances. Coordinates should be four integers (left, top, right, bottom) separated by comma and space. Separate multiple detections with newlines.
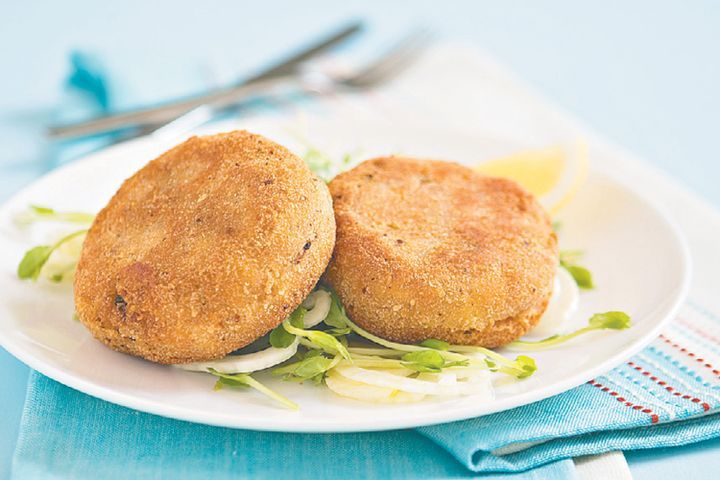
74, 131, 335, 364
325, 156, 557, 348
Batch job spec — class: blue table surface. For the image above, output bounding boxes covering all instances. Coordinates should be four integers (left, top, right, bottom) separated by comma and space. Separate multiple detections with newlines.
2, 1, 720, 478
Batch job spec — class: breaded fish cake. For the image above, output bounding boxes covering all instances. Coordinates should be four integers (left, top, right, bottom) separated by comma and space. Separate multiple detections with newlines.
326, 157, 557, 348
74, 131, 335, 364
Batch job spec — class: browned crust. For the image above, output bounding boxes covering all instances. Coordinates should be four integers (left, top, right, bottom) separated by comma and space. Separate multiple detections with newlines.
74, 131, 335, 363
325, 156, 557, 348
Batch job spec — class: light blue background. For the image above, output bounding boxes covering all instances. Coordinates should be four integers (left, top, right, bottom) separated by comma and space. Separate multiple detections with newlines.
1, 1, 719, 478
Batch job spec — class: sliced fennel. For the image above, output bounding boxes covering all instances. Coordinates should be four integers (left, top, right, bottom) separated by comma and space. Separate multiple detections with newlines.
301, 290, 332, 328
178, 337, 300, 374
333, 365, 493, 397
325, 369, 426, 403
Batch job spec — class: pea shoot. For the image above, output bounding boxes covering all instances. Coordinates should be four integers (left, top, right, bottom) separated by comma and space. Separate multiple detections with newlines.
17, 229, 88, 281
507, 311, 631, 351
209, 369, 298, 410
559, 250, 594, 289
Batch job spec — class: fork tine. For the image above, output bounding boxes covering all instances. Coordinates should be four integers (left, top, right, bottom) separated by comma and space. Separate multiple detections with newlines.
342, 29, 434, 89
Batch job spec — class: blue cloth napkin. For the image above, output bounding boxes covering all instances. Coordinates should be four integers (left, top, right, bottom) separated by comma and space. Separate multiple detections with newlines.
10, 51, 720, 479
12, 305, 720, 479
11, 373, 575, 480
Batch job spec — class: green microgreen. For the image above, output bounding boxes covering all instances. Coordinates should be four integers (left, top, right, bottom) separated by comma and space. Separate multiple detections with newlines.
340, 313, 469, 362
283, 309, 351, 360
507, 311, 631, 351
446, 345, 537, 379
208, 369, 298, 410
273, 351, 340, 384
268, 307, 306, 348
17, 229, 88, 281
401, 350, 445, 372
323, 290, 350, 329
400, 350, 469, 373
559, 249, 594, 289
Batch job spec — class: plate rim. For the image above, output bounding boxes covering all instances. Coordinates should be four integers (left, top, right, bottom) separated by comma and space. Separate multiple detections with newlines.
0, 135, 692, 433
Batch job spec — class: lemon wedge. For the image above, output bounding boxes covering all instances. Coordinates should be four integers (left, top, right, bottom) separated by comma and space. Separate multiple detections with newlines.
475, 140, 588, 215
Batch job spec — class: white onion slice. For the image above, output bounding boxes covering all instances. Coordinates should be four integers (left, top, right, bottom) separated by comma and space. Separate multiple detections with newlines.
301, 290, 332, 328
437, 372, 458, 386
325, 369, 426, 403
176, 337, 300, 374
530, 266, 580, 337
334, 365, 493, 398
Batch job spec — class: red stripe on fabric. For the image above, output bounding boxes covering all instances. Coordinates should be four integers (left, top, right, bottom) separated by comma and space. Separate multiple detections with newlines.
586, 379, 660, 423
658, 334, 720, 378
627, 361, 711, 412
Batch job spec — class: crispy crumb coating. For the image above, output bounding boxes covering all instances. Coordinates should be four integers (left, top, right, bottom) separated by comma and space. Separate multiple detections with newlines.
74, 131, 335, 364
326, 156, 557, 348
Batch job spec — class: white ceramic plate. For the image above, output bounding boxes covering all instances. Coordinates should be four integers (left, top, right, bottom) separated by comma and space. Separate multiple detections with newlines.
0, 118, 690, 432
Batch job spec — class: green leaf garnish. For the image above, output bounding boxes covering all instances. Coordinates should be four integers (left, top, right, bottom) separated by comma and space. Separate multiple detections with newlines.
288, 307, 306, 328
268, 307, 305, 348
565, 265, 593, 289
400, 350, 469, 373
507, 311, 631, 351
401, 350, 445, 372
17, 229, 88, 281
269, 324, 295, 348
446, 344, 538, 379
283, 311, 351, 360
15, 205, 95, 225
273, 352, 339, 384
559, 250, 594, 289
589, 311, 632, 330
513, 355, 537, 379
208, 369, 298, 410
483, 353, 535, 378
18, 246, 54, 280
419, 339, 450, 351
323, 290, 350, 329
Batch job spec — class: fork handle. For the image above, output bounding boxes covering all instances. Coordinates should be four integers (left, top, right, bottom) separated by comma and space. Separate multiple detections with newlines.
47, 75, 297, 140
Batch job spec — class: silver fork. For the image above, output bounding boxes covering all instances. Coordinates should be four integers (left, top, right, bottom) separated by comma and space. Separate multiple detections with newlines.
151, 30, 433, 140
54, 30, 433, 143
151, 29, 433, 139
338, 29, 432, 89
